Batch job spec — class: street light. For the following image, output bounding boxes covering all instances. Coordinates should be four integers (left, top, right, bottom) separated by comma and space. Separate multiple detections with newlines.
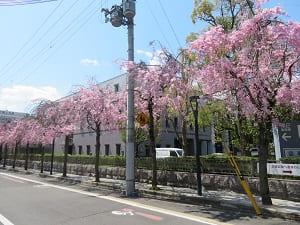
102, 0, 136, 197
189, 95, 202, 196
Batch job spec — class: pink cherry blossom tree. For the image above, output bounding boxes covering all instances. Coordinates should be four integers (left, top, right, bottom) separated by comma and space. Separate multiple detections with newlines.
134, 56, 180, 189
189, 3, 300, 204
7, 119, 27, 169
18, 117, 38, 171
164, 50, 200, 156
0, 121, 11, 167
34, 99, 78, 177
75, 83, 126, 182
25, 117, 53, 173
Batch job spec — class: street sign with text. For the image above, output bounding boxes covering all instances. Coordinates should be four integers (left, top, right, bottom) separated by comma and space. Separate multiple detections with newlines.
278, 122, 300, 157
268, 163, 300, 176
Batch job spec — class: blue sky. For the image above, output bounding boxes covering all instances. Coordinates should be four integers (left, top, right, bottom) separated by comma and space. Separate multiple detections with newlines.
0, 0, 299, 113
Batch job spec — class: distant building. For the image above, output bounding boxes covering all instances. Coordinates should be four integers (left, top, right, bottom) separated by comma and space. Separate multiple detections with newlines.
54, 74, 215, 156
0, 110, 28, 122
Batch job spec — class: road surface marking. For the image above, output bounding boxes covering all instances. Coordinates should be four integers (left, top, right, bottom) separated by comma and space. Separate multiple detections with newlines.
33, 184, 51, 188
0, 214, 14, 225
121, 208, 163, 221
0, 172, 232, 225
0, 175, 24, 183
112, 210, 134, 216
135, 211, 164, 221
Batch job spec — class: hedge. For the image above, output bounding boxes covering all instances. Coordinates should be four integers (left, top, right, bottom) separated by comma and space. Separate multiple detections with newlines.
280, 156, 300, 164
5, 153, 299, 176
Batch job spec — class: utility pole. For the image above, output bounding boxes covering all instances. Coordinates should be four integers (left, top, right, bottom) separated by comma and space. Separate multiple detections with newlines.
102, 0, 136, 196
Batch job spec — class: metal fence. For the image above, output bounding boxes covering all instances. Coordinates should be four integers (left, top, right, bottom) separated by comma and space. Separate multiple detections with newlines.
5, 154, 259, 176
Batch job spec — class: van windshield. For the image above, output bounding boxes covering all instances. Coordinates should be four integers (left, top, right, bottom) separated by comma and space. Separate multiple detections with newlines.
176, 150, 183, 156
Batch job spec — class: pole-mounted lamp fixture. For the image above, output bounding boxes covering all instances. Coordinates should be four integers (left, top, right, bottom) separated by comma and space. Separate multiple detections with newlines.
102, 0, 136, 27
189, 95, 202, 196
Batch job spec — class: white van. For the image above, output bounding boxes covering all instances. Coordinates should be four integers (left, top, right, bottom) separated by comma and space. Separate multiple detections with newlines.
155, 148, 183, 158
250, 147, 259, 156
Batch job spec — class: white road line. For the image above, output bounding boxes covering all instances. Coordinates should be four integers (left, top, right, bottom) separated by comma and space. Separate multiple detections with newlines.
0, 175, 24, 183
0, 214, 14, 225
0, 172, 231, 225
33, 184, 50, 188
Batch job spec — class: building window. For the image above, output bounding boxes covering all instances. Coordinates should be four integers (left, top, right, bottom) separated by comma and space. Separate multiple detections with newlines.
86, 145, 91, 155
114, 84, 119, 93
174, 117, 178, 128
190, 124, 193, 131
165, 118, 170, 128
78, 145, 82, 155
116, 144, 121, 156
105, 144, 110, 156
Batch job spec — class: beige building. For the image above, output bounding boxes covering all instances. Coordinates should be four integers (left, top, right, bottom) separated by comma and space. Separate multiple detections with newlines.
54, 74, 215, 156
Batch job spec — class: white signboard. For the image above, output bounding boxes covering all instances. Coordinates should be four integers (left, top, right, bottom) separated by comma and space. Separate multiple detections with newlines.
261, 163, 300, 176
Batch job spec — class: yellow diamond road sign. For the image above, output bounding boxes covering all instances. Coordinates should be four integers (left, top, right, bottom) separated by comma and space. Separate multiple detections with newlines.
136, 112, 149, 126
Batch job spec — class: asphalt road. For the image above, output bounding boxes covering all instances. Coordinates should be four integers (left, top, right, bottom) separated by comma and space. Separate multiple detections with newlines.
0, 171, 298, 225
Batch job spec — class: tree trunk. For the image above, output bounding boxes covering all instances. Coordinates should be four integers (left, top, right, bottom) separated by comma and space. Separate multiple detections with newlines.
3, 144, 7, 167
258, 120, 272, 205
25, 142, 29, 171
50, 138, 55, 175
0, 144, 2, 163
63, 135, 69, 177
40, 144, 45, 173
95, 124, 101, 182
148, 98, 157, 189
12, 142, 18, 169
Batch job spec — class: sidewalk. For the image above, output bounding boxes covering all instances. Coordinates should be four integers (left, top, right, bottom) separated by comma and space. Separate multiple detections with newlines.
3, 166, 300, 221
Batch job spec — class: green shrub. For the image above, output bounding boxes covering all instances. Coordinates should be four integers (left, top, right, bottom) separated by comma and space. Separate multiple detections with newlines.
8, 153, 287, 177
280, 157, 300, 164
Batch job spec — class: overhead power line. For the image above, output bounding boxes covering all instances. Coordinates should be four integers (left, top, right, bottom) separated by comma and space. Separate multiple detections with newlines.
0, 0, 57, 6
0, 0, 65, 78
145, 0, 175, 54
1, 1, 99, 86
157, 0, 182, 49
7, 0, 96, 81
0, 0, 80, 80
18, 6, 99, 84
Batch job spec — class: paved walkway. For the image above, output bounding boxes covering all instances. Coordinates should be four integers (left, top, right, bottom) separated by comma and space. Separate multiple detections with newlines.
3, 167, 300, 221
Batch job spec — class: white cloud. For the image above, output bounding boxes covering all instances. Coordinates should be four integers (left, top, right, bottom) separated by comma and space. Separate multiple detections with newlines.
136, 49, 162, 66
136, 49, 153, 58
0, 85, 61, 113
80, 58, 99, 67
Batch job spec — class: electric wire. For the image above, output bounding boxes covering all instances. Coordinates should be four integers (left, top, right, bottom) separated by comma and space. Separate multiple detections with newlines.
0, 0, 65, 78
145, 0, 175, 54
0, 0, 97, 86
0, 0, 81, 81
0, 0, 57, 6
18, 5, 100, 85
157, 0, 182, 49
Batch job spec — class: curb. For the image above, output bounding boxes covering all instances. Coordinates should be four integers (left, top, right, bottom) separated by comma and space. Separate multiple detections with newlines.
48, 174, 300, 221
